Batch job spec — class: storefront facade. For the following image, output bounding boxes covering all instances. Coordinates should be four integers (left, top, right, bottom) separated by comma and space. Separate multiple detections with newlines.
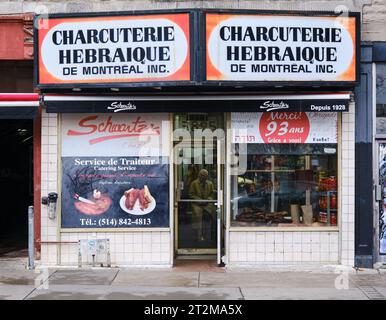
360, 42, 386, 268
0, 13, 41, 258
34, 9, 359, 267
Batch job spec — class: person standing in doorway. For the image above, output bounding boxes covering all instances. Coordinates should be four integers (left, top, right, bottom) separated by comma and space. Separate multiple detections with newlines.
189, 169, 216, 241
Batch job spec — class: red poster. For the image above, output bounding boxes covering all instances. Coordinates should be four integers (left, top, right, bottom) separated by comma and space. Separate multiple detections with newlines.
259, 112, 310, 143
231, 112, 338, 144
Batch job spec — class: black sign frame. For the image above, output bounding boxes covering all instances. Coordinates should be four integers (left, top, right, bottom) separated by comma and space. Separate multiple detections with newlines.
34, 9, 361, 92
200, 9, 361, 88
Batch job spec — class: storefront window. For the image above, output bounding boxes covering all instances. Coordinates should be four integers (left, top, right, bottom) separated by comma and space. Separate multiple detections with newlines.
376, 64, 386, 254
231, 112, 339, 228
376, 64, 386, 134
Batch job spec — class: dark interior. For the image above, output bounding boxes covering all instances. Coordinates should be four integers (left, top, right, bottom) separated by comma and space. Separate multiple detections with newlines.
0, 120, 33, 256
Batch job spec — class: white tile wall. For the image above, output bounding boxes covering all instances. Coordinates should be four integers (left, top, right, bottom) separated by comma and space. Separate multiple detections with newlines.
228, 231, 340, 265
340, 102, 355, 266
40, 110, 172, 266
40, 111, 58, 265
228, 103, 355, 267
57, 231, 171, 266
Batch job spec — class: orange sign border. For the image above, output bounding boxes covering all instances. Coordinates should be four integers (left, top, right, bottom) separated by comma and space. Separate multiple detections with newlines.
37, 13, 191, 85
206, 12, 358, 82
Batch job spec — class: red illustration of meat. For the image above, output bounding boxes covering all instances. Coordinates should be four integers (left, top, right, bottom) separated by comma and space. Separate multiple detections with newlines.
124, 185, 152, 211
138, 185, 152, 211
124, 188, 139, 210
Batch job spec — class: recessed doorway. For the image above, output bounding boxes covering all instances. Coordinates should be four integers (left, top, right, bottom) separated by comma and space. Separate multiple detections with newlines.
173, 113, 225, 261
0, 120, 33, 257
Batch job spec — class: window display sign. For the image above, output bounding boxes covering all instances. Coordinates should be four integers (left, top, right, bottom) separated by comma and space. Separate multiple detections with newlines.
35, 12, 191, 88
61, 113, 169, 157
206, 12, 358, 83
231, 112, 338, 144
61, 156, 169, 229
61, 113, 170, 229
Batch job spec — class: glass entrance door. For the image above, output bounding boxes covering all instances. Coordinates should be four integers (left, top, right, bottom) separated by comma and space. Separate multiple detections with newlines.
173, 112, 224, 256
175, 145, 218, 254
376, 142, 386, 263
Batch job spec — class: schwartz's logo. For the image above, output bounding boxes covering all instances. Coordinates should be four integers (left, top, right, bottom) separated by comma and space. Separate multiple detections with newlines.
259, 101, 290, 112
107, 102, 137, 112
67, 115, 160, 145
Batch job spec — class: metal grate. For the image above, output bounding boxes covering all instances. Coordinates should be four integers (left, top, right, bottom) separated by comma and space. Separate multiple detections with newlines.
357, 285, 385, 300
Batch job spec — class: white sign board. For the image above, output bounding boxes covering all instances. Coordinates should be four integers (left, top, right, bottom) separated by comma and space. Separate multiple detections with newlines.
61, 113, 170, 156
206, 13, 357, 82
37, 13, 191, 85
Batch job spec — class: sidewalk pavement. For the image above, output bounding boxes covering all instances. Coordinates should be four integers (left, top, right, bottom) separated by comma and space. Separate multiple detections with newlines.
0, 257, 385, 300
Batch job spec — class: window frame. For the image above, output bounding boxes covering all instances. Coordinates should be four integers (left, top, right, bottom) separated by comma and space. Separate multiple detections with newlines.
226, 112, 341, 232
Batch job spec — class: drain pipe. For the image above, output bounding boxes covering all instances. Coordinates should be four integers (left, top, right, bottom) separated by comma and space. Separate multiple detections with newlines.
28, 206, 35, 269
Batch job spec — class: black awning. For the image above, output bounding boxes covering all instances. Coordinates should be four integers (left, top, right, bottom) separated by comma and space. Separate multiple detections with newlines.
43, 93, 351, 113
0, 105, 39, 119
